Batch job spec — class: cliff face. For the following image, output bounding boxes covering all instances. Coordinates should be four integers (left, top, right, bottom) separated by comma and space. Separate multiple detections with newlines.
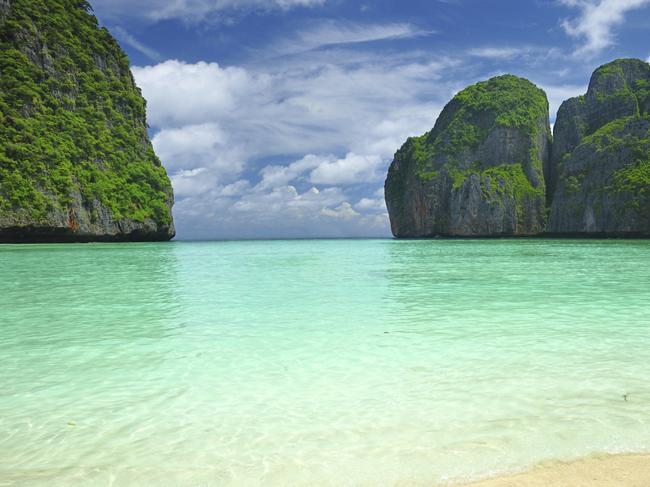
385, 75, 551, 237
0, 0, 174, 242
549, 59, 650, 235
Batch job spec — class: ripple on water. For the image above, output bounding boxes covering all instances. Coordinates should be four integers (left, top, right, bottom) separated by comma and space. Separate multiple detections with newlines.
1, 239, 650, 486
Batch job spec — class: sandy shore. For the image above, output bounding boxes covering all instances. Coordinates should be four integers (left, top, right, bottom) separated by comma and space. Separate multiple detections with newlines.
455, 454, 650, 487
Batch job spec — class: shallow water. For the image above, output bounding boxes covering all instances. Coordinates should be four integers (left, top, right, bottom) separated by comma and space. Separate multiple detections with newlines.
2, 239, 650, 486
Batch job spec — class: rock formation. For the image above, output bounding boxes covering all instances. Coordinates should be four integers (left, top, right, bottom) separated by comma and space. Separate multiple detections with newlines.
548, 59, 650, 236
386, 59, 650, 238
385, 75, 551, 237
0, 0, 174, 242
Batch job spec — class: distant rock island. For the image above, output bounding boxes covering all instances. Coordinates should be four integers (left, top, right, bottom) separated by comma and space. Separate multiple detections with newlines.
549, 59, 650, 236
0, 0, 174, 243
385, 58, 650, 238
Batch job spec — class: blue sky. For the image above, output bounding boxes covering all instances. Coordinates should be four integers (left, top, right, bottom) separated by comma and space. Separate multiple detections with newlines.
90, 0, 650, 239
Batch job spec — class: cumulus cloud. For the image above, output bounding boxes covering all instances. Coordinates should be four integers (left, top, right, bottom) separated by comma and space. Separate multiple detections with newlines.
560, 0, 650, 56
132, 48, 458, 238
309, 152, 383, 185
92, 0, 326, 22
132, 61, 263, 128
355, 197, 386, 212
151, 123, 249, 199
321, 202, 360, 220
152, 123, 229, 172
258, 152, 385, 189
258, 155, 321, 189
132, 38, 602, 239
171, 181, 387, 239
134, 56, 446, 162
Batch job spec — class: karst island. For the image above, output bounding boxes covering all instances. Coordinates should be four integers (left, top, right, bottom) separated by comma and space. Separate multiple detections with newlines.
3, 1, 650, 487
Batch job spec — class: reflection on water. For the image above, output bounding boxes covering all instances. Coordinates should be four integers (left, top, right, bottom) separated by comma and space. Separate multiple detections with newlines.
1, 240, 650, 486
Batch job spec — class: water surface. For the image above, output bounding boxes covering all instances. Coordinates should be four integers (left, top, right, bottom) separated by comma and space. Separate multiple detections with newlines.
2, 239, 650, 486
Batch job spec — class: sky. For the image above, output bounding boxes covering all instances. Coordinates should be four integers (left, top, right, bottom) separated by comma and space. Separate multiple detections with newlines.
89, 0, 650, 240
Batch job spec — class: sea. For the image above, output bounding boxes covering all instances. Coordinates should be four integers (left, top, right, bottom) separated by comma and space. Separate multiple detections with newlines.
2, 239, 650, 486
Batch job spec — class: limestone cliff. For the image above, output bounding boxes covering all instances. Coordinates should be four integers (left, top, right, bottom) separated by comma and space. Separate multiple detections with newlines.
548, 59, 650, 236
385, 75, 551, 237
0, 0, 174, 242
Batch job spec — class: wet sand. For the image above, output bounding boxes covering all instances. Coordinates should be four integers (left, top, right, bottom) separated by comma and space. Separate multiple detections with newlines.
456, 454, 650, 487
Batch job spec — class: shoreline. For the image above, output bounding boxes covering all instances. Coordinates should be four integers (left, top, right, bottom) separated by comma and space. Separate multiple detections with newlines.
450, 453, 650, 487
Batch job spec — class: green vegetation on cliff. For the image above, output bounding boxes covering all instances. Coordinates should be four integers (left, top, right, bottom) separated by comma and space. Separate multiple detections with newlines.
593, 116, 650, 202
385, 74, 550, 237
387, 58, 650, 238
426, 75, 549, 162
590, 59, 650, 117
429, 75, 549, 230
452, 75, 548, 133
549, 59, 650, 234
0, 0, 173, 228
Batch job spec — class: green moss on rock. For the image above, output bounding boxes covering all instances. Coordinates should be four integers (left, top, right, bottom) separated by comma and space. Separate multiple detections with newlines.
549, 59, 650, 235
0, 0, 174, 242
385, 74, 551, 237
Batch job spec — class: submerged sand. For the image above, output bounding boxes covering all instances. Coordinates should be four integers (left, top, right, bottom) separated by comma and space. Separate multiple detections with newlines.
455, 454, 650, 487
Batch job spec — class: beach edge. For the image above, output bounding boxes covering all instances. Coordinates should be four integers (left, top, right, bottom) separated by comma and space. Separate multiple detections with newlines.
449, 453, 650, 487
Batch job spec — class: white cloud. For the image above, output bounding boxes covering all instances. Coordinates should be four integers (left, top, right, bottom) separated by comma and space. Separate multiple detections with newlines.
259, 152, 386, 188
258, 154, 322, 189
111, 27, 161, 61
468, 47, 530, 59
134, 57, 446, 161
133, 61, 264, 128
152, 123, 249, 200
133, 50, 456, 238
560, 0, 650, 56
309, 152, 383, 185
153, 123, 228, 172
171, 168, 214, 199
134, 45, 599, 238
355, 197, 386, 212
92, 0, 326, 22
321, 202, 360, 220
175, 183, 382, 239
271, 21, 433, 55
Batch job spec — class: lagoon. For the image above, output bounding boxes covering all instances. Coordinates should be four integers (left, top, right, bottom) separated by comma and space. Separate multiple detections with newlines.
2, 239, 650, 486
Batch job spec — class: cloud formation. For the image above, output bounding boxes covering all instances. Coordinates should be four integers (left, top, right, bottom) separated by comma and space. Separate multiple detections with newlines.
132, 48, 456, 238
111, 27, 161, 61
131, 38, 599, 238
560, 0, 650, 56
112, 0, 636, 239
270, 21, 433, 55
92, 0, 326, 22
468, 47, 531, 59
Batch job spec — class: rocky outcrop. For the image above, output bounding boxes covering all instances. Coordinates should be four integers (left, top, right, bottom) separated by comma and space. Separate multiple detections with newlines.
385, 75, 551, 237
0, 0, 174, 243
548, 59, 650, 236
386, 59, 650, 239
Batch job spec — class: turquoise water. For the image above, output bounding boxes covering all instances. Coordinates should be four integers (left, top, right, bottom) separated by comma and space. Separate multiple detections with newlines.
2, 239, 650, 486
